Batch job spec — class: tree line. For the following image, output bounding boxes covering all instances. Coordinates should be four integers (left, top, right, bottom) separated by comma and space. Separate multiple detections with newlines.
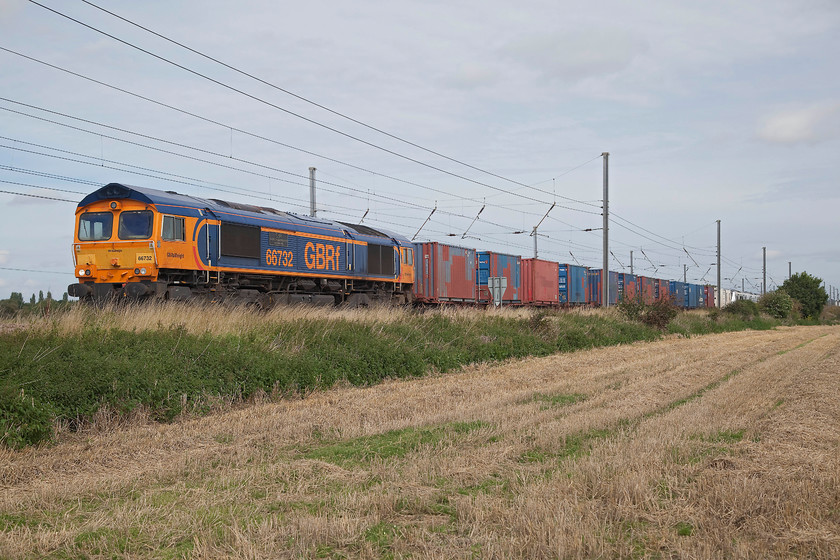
0, 290, 73, 317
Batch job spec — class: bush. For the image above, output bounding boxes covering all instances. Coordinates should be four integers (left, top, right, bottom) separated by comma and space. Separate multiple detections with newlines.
0, 385, 54, 449
617, 295, 646, 322
758, 291, 793, 320
820, 305, 840, 325
722, 299, 759, 321
642, 299, 678, 330
618, 297, 677, 330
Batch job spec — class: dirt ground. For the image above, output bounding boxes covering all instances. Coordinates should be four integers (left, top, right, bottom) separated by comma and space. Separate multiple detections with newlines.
1, 325, 839, 559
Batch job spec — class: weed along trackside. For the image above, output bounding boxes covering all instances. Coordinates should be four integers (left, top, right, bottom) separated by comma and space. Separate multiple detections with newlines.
0, 303, 665, 447
0, 304, 838, 558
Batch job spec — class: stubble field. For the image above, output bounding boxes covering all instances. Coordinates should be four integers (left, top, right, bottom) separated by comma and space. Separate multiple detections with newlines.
1, 325, 838, 559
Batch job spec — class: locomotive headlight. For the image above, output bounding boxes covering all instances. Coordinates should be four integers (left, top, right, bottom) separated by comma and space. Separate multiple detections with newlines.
134, 268, 140, 274
140, 268, 147, 275
78, 268, 85, 276
85, 269, 91, 276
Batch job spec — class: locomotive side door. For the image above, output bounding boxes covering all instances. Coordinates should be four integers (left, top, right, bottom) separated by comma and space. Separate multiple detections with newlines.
196, 208, 220, 272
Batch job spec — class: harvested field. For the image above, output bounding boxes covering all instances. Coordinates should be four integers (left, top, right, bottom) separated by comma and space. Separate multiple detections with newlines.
1, 325, 839, 559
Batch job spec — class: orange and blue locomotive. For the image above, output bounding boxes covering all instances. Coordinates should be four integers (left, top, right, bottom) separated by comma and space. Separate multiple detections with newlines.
68, 183, 415, 306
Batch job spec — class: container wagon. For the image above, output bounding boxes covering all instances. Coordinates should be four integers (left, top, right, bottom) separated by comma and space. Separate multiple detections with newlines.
412, 242, 476, 304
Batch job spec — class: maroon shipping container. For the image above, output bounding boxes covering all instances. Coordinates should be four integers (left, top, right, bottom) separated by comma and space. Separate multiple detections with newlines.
521, 258, 560, 306
704, 285, 717, 308
412, 242, 476, 303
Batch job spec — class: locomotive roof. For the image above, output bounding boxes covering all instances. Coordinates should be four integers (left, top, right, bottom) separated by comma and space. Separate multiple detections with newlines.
78, 183, 412, 246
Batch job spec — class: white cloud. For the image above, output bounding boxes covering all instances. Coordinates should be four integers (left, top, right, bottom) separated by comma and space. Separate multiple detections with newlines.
757, 102, 840, 145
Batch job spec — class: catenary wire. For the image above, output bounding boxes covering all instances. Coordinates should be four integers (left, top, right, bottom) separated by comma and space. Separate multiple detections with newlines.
26, 1, 599, 209
77, 0, 602, 209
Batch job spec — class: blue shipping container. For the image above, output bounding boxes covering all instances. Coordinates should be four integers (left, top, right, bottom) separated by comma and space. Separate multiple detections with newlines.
587, 269, 619, 306
686, 284, 701, 309
477, 251, 521, 302
669, 281, 686, 307
559, 264, 588, 304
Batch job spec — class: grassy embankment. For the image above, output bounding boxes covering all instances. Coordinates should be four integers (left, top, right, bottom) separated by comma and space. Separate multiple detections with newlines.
0, 303, 781, 448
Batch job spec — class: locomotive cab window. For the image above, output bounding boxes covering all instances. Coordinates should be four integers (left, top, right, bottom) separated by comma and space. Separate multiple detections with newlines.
78, 212, 113, 241
118, 210, 154, 240
401, 247, 414, 265
162, 215, 185, 242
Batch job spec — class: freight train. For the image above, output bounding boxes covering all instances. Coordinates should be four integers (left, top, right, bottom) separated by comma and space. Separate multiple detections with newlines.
68, 183, 728, 308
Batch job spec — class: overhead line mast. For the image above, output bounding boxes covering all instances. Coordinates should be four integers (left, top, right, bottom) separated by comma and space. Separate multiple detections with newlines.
602, 152, 609, 307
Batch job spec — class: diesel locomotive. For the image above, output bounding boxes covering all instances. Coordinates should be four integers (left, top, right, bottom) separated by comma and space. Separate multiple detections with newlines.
67, 183, 416, 306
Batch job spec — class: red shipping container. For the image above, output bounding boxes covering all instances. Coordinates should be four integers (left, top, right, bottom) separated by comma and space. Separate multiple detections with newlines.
522, 258, 560, 306
655, 278, 670, 302
637, 276, 656, 304
412, 242, 476, 303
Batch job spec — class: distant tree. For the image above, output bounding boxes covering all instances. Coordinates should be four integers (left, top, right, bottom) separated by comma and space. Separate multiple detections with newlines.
0, 300, 16, 318
30, 294, 35, 305
46, 291, 52, 301
62, 292, 68, 303
780, 272, 828, 319
9, 292, 23, 308
38, 290, 44, 303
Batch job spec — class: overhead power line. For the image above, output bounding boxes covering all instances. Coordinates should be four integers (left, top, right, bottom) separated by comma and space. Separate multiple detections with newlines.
78, 0, 601, 208
0, 183, 78, 202
27, 0, 595, 208
3, 11, 762, 275
0, 266, 73, 275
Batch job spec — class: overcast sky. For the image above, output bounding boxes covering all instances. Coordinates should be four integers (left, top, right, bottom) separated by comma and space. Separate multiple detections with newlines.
1, 0, 838, 301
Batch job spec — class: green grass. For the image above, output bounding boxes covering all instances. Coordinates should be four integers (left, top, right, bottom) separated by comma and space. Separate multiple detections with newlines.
520, 427, 614, 463
528, 392, 587, 410
0, 306, 790, 448
674, 521, 695, 537
303, 421, 489, 467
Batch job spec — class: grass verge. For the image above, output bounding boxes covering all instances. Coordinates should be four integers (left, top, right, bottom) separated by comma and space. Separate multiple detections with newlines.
0, 303, 783, 448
